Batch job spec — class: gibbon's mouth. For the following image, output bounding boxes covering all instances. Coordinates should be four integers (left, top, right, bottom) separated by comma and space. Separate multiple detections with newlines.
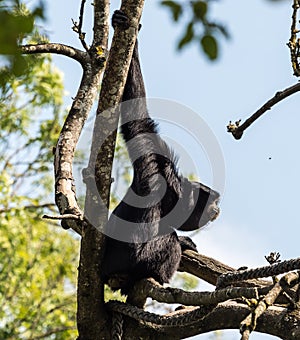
208, 200, 220, 221
196, 183, 220, 222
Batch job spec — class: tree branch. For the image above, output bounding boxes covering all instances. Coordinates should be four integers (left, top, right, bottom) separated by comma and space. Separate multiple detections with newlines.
179, 250, 235, 285
76, 1, 145, 339
53, 61, 105, 235
21, 43, 87, 65
108, 301, 299, 340
179, 250, 269, 288
92, 0, 110, 49
227, 82, 300, 140
132, 278, 271, 307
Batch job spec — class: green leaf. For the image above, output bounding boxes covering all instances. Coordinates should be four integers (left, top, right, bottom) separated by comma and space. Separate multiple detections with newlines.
177, 22, 194, 50
12, 53, 28, 77
0, 3, 45, 80
201, 34, 218, 60
192, 1, 207, 20
161, 1, 183, 22
16, 14, 34, 34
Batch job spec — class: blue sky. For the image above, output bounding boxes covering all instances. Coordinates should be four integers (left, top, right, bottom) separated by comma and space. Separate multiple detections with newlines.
47, 1, 298, 339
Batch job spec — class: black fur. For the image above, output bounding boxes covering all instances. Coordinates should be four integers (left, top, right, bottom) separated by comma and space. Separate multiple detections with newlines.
102, 10, 220, 294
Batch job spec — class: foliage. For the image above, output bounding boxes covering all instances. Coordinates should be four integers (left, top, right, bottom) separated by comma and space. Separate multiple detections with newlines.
0, 0, 45, 78
172, 272, 199, 291
0, 50, 65, 202
160, 0, 229, 60
0, 15, 81, 338
0, 209, 78, 339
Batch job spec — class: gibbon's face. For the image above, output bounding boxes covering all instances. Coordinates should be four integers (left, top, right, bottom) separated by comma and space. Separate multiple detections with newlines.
179, 181, 220, 231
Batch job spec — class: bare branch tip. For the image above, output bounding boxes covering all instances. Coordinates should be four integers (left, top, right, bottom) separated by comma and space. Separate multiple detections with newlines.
227, 120, 243, 140
42, 213, 83, 221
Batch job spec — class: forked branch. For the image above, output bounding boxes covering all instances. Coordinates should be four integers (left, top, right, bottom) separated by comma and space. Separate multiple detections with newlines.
20, 4, 108, 235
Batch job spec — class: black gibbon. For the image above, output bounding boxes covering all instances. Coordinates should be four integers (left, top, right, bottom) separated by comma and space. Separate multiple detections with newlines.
102, 10, 220, 293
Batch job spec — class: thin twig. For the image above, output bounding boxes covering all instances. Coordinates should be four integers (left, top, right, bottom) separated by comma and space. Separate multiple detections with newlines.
72, 0, 89, 51
287, 0, 300, 76
227, 82, 300, 139
79, 0, 89, 51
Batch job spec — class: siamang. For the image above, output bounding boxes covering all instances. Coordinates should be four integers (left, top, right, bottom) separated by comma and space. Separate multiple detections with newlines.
102, 10, 220, 294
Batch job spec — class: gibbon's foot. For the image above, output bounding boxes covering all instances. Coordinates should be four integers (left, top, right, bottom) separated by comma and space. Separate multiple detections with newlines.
112, 10, 130, 30
112, 9, 142, 31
